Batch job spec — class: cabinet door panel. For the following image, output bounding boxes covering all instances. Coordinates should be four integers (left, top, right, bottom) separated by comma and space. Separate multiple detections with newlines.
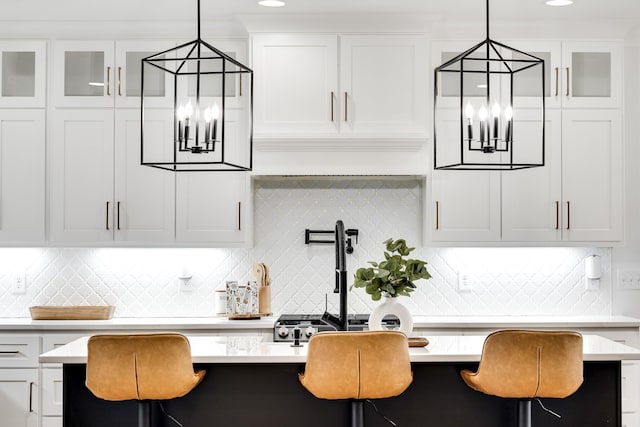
114, 109, 175, 242
176, 173, 247, 243
252, 34, 338, 135
53, 40, 115, 107
0, 110, 45, 242
502, 40, 562, 109
41, 369, 62, 416
562, 109, 622, 241
340, 35, 426, 135
0, 369, 38, 427
430, 171, 501, 242
114, 40, 175, 108
501, 109, 562, 241
561, 41, 622, 108
50, 109, 115, 242
0, 40, 47, 108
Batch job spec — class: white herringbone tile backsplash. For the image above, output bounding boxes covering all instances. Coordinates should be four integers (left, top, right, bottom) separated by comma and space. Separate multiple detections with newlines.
0, 177, 611, 318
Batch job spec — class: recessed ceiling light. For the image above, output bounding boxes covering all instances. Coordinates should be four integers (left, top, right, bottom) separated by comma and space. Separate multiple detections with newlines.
258, 0, 286, 7
545, 0, 573, 6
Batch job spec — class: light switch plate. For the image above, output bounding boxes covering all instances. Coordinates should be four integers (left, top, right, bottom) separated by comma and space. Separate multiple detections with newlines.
458, 271, 473, 292
617, 269, 640, 290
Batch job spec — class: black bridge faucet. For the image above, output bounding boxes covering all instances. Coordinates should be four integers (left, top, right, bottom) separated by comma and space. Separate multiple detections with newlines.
321, 220, 349, 331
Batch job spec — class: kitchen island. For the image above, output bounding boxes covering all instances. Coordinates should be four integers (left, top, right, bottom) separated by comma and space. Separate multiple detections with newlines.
41, 334, 640, 427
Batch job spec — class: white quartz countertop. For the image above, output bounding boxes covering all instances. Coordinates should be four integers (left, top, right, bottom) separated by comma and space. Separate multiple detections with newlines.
39, 334, 640, 364
3, 315, 640, 331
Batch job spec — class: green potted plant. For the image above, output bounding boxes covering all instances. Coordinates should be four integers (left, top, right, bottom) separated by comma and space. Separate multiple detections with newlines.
353, 238, 432, 301
352, 238, 431, 336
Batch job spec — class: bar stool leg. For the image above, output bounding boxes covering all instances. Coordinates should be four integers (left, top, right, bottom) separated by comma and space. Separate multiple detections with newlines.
517, 400, 532, 427
351, 400, 364, 427
138, 400, 151, 427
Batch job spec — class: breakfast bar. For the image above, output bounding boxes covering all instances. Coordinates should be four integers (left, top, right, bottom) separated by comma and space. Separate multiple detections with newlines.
41, 334, 640, 427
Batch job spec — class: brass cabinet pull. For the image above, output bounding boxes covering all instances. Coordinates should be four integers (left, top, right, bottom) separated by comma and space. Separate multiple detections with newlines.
29, 382, 34, 412
117, 201, 121, 230
117, 66, 122, 96
239, 74, 243, 97
237, 202, 242, 231
344, 92, 348, 122
555, 201, 560, 230
106, 201, 110, 230
554, 67, 559, 97
566, 201, 571, 230
565, 67, 570, 97
330, 92, 334, 122
106, 66, 111, 96
435, 201, 440, 230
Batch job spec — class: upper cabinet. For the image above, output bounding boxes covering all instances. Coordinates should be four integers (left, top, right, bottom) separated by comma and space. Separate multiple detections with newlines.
53, 40, 176, 108
252, 33, 427, 139
497, 40, 622, 109
0, 110, 45, 243
0, 41, 46, 108
429, 39, 624, 245
433, 40, 622, 110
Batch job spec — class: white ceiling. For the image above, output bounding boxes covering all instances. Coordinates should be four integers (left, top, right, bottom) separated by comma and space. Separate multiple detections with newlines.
3, 0, 640, 23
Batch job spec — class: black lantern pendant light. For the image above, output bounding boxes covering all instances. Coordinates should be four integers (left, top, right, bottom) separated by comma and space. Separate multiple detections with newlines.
140, 0, 253, 172
434, 0, 545, 170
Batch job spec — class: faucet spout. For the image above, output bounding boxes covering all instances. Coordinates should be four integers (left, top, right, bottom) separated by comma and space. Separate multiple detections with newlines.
322, 220, 349, 331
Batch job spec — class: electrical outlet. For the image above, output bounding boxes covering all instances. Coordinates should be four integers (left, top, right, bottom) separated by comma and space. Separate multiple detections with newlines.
617, 269, 640, 290
12, 274, 27, 295
458, 271, 473, 292
585, 278, 600, 291
178, 277, 194, 292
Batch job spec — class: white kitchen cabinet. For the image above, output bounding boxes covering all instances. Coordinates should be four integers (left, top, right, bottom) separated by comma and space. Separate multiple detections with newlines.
176, 172, 249, 244
500, 40, 622, 109
561, 109, 623, 241
339, 34, 426, 136
252, 33, 426, 138
0, 40, 46, 108
501, 109, 563, 241
0, 110, 45, 243
51, 109, 177, 243
252, 34, 338, 136
41, 368, 62, 416
50, 109, 115, 242
53, 40, 175, 108
114, 109, 175, 242
0, 369, 38, 427
430, 170, 501, 242
430, 40, 623, 244
0, 335, 40, 427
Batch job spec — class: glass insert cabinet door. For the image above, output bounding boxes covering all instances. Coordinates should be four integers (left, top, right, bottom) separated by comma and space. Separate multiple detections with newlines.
433, 40, 621, 110
53, 40, 177, 108
561, 41, 621, 109
0, 40, 46, 108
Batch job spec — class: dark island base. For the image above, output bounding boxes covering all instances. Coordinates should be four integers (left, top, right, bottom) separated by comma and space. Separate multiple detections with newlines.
64, 361, 620, 427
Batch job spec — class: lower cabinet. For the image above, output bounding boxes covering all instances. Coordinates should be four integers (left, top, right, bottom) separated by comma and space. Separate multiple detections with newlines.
0, 335, 40, 427
0, 369, 39, 427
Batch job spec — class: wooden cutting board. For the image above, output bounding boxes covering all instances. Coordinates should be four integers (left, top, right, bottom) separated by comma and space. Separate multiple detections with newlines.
29, 306, 115, 320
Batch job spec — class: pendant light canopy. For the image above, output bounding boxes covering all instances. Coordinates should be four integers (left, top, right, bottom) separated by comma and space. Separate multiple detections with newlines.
433, 0, 545, 170
141, 0, 253, 172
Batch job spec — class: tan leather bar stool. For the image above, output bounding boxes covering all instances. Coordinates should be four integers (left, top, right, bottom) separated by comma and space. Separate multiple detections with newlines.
86, 333, 206, 427
299, 331, 413, 427
460, 330, 583, 427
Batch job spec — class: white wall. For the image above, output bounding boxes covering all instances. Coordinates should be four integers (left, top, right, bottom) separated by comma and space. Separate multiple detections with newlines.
0, 178, 611, 318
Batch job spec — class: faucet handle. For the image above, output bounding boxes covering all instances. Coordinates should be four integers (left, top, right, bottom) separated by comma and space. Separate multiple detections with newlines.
346, 229, 359, 244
